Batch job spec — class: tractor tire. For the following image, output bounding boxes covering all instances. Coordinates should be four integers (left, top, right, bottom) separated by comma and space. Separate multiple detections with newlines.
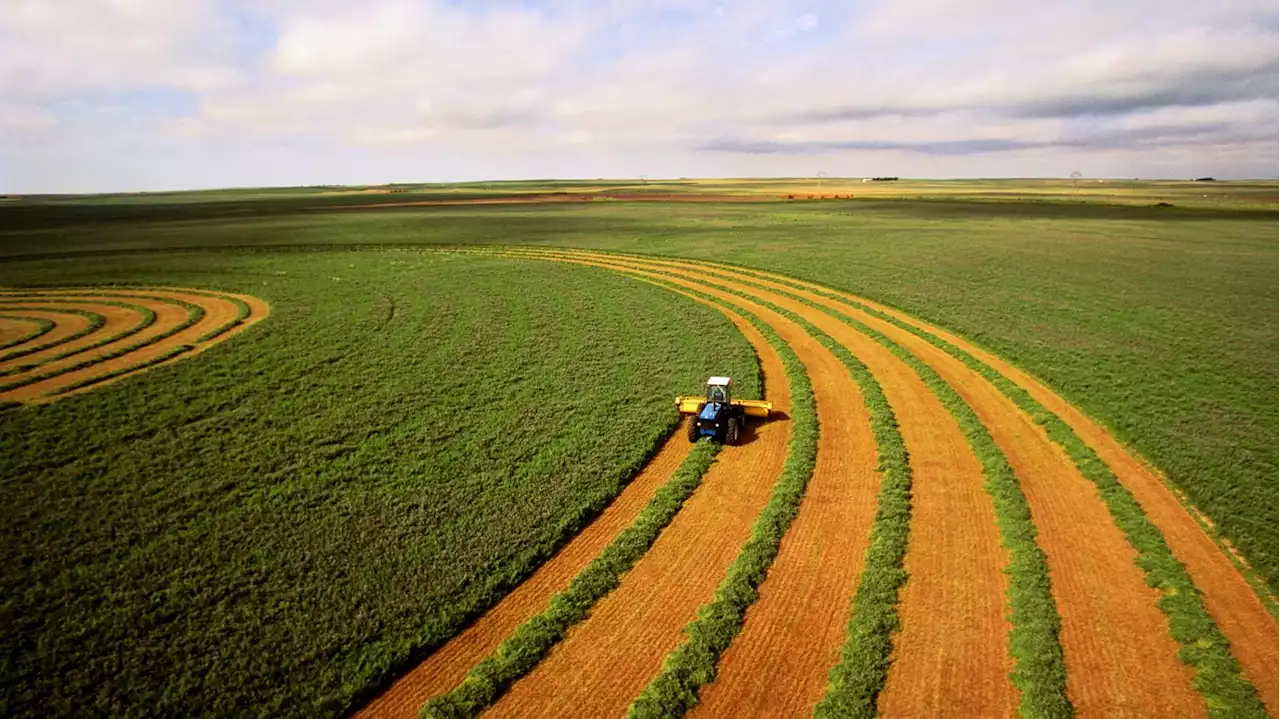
687, 416, 700, 443
725, 416, 741, 446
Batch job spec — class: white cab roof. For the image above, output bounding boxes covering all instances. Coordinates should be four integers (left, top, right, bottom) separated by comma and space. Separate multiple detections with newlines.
707, 376, 731, 385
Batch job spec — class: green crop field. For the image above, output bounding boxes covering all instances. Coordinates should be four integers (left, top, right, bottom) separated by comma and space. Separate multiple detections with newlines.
0, 250, 759, 717
0, 179, 1275, 717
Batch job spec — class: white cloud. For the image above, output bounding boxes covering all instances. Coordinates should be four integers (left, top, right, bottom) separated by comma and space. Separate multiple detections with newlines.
2, 0, 1276, 191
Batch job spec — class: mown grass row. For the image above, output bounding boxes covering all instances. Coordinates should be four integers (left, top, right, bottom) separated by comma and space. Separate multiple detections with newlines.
0, 315, 55, 351
0, 297, 205, 395
681, 258, 1264, 716
420, 440, 723, 718
0, 299, 157, 377
0, 307, 105, 363
594, 253, 1068, 717
578, 277, 813, 718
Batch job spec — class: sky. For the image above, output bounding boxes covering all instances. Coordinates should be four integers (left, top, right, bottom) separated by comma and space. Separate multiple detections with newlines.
1, 0, 1276, 193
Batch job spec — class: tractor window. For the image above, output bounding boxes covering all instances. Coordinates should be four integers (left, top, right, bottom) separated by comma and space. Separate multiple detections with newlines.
709, 385, 727, 402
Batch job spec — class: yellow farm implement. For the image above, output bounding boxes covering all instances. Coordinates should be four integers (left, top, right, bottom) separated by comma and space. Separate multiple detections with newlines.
675, 376, 772, 444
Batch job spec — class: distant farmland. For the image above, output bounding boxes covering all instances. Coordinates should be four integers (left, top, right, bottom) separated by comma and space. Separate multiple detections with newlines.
0, 179, 1275, 717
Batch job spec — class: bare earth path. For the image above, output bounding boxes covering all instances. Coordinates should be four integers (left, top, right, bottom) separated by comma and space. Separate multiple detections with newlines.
724, 266, 1279, 716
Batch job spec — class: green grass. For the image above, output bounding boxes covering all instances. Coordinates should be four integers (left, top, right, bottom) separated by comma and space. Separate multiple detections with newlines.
0, 250, 758, 718
0, 315, 55, 351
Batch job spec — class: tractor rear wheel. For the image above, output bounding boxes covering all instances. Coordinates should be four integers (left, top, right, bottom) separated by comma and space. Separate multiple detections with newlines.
687, 416, 700, 442
726, 416, 741, 445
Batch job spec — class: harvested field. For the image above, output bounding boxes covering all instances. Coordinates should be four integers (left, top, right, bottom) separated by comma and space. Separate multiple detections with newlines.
370, 247, 1272, 719
0, 287, 267, 403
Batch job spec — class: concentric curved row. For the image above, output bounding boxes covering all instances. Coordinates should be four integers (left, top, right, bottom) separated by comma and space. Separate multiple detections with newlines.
358, 248, 1276, 719
0, 287, 269, 405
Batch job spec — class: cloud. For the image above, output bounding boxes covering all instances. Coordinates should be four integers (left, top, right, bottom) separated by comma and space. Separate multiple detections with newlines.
2, 0, 1277, 191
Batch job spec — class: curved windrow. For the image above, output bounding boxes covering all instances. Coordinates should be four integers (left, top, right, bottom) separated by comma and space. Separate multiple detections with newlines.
0, 287, 268, 405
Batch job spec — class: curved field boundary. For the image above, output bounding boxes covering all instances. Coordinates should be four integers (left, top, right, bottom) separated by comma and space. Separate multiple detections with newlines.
0, 315, 55, 352
482, 273, 795, 718
653, 256, 1275, 716
0, 307, 103, 365
0, 287, 269, 404
421, 440, 723, 717
0, 298, 157, 375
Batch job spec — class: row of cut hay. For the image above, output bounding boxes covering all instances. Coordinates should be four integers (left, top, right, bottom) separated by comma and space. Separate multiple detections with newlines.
642, 253, 1268, 716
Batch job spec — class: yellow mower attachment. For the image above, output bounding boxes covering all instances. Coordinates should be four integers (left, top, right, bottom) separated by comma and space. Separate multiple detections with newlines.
675, 396, 772, 418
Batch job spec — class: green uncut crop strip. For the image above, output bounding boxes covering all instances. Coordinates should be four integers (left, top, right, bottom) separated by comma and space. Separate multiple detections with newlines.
530, 250, 1071, 716
0, 307, 105, 364
421, 440, 723, 719
0, 316, 55, 351
0, 298, 157, 377
672, 257, 1265, 717
0, 297, 205, 395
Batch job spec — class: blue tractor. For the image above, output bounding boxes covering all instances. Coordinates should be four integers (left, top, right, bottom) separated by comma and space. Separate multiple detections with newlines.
675, 376, 772, 446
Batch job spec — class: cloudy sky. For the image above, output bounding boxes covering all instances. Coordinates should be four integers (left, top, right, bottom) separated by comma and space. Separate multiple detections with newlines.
2, 0, 1276, 192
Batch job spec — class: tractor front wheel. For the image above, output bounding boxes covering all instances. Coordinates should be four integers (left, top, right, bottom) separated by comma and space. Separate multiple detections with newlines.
725, 416, 741, 446
687, 416, 700, 442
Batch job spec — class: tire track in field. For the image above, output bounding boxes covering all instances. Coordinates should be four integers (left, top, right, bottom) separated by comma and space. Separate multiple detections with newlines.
613, 255, 1204, 716
0, 287, 268, 404
485, 278, 793, 719
355, 434, 694, 719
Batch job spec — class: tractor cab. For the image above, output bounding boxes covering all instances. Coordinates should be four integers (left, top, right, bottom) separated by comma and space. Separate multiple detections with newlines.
706, 376, 731, 405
